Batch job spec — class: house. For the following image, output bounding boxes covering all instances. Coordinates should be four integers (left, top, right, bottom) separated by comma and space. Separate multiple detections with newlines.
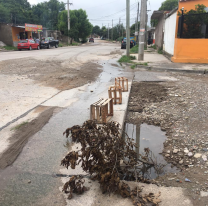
151, 0, 208, 63
172, 0, 208, 63
151, 11, 165, 49
0, 23, 47, 47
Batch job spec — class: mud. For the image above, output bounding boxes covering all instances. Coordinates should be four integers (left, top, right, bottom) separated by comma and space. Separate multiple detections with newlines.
0, 106, 57, 169
0, 59, 102, 90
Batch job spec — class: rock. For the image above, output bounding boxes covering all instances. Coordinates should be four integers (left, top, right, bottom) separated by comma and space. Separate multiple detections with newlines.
184, 149, 189, 154
194, 153, 202, 158
188, 152, 193, 157
202, 155, 208, 162
28, 180, 31, 184
167, 150, 170, 154
165, 154, 170, 157
185, 178, 191, 182
179, 160, 184, 164
173, 149, 179, 154
203, 148, 208, 152
168, 178, 175, 181
200, 191, 208, 197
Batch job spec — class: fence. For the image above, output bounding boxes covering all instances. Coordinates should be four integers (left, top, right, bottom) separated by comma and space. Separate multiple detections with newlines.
178, 13, 208, 38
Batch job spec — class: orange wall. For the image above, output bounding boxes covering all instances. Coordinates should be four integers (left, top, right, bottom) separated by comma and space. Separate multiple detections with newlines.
172, 0, 208, 63
11, 27, 32, 42
172, 39, 208, 63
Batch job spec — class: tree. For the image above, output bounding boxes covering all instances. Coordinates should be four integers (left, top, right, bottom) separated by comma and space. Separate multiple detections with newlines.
159, 0, 178, 11
130, 22, 140, 36
178, 4, 208, 38
92, 25, 101, 36
58, 9, 93, 42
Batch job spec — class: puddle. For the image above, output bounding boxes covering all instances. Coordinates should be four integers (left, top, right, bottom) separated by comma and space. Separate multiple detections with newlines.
125, 123, 178, 179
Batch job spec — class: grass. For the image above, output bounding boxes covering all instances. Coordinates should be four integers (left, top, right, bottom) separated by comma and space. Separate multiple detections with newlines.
150, 45, 157, 50
131, 62, 149, 69
59, 43, 63, 47
157, 48, 163, 54
118, 55, 136, 63
0, 46, 18, 51
11, 121, 28, 131
130, 45, 147, 54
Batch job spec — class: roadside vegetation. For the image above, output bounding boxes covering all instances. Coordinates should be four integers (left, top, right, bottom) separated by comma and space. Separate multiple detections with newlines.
131, 62, 148, 69
0, 46, 17, 51
11, 121, 28, 131
118, 55, 136, 63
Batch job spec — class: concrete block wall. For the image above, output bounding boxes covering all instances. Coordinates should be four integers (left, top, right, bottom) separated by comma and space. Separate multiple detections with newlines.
0, 24, 13, 46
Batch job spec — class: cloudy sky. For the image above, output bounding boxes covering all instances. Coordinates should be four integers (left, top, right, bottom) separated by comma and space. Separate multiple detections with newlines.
27, 0, 165, 27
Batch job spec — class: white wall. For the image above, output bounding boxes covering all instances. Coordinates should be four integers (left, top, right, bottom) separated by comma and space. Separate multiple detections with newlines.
164, 11, 177, 56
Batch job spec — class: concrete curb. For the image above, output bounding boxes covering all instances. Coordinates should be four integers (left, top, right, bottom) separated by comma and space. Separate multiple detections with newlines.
123, 63, 208, 74
120, 80, 133, 132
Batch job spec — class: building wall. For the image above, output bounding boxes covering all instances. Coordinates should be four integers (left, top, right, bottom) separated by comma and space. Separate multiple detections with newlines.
164, 11, 177, 56
11, 27, 32, 47
0, 24, 13, 46
155, 15, 165, 49
172, 0, 208, 63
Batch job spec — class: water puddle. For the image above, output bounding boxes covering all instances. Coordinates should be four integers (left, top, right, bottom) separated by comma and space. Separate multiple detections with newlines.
124, 123, 178, 179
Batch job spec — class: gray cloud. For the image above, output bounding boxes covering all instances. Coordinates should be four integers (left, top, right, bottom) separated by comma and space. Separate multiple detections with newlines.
27, 0, 165, 27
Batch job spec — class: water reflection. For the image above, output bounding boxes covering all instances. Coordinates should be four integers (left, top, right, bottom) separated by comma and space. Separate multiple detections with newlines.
125, 123, 178, 179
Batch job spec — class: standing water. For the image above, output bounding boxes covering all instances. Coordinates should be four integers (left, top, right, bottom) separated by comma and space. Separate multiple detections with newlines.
125, 123, 178, 179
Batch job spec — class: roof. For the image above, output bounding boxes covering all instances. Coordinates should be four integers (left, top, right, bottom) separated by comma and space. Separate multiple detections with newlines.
151, 11, 164, 20
165, 7, 178, 19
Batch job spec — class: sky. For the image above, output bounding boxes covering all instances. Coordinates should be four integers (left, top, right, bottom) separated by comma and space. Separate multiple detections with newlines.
27, 0, 165, 27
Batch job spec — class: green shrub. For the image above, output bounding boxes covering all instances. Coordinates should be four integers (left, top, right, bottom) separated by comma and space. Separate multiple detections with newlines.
118, 55, 136, 63
158, 47, 163, 54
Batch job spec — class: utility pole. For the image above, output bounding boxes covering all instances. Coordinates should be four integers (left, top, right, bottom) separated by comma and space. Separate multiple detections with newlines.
108, 23, 109, 40
138, 0, 147, 61
135, 2, 140, 44
126, 0, 130, 56
66, 0, 73, 45
112, 19, 113, 40
119, 18, 121, 37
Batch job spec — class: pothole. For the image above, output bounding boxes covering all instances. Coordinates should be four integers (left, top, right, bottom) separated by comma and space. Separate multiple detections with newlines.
124, 123, 179, 179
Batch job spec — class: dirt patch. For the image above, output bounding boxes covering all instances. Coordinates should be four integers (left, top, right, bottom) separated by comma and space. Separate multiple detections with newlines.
0, 106, 57, 169
125, 74, 208, 206
128, 82, 168, 114
0, 59, 102, 90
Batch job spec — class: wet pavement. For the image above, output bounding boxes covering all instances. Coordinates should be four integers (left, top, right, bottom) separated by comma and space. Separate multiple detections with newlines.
0, 59, 133, 205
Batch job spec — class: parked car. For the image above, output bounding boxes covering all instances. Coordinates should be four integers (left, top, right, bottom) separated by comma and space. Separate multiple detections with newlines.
121, 39, 134, 49
89, 38, 94, 42
17, 39, 40, 51
40, 37, 59, 49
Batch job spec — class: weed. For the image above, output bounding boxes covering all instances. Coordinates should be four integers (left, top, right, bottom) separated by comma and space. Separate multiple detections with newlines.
150, 45, 157, 50
59, 43, 63, 47
1, 46, 18, 51
11, 121, 28, 130
158, 48, 163, 54
118, 55, 136, 63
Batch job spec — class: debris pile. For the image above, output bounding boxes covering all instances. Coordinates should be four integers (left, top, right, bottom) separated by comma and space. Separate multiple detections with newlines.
61, 120, 162, 205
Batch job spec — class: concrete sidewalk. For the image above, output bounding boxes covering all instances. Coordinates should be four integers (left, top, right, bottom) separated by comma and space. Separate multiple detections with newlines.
131, 51, 208, 73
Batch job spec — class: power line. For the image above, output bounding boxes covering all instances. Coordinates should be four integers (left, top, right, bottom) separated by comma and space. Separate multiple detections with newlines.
89, 2, 137, 20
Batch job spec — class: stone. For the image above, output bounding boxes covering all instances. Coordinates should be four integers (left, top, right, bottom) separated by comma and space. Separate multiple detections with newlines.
203, 148, 208, 152
173, 149, 179, 154
179, 160, 184, 164
167, 150, 170, 154
165, 154, 170, 157
28, 180, 31, 184
194, 153, 202, 158
202, 155, 208, 162
188, 152, 193, 157
200, 191, 208, 197
184, 149, 189, 154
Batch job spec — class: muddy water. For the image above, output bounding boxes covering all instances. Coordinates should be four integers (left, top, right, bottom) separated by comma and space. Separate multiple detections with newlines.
125, 123, 178, 179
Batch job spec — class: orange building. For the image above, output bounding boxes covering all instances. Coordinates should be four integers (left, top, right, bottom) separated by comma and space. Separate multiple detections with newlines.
172, 0, 208, 63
